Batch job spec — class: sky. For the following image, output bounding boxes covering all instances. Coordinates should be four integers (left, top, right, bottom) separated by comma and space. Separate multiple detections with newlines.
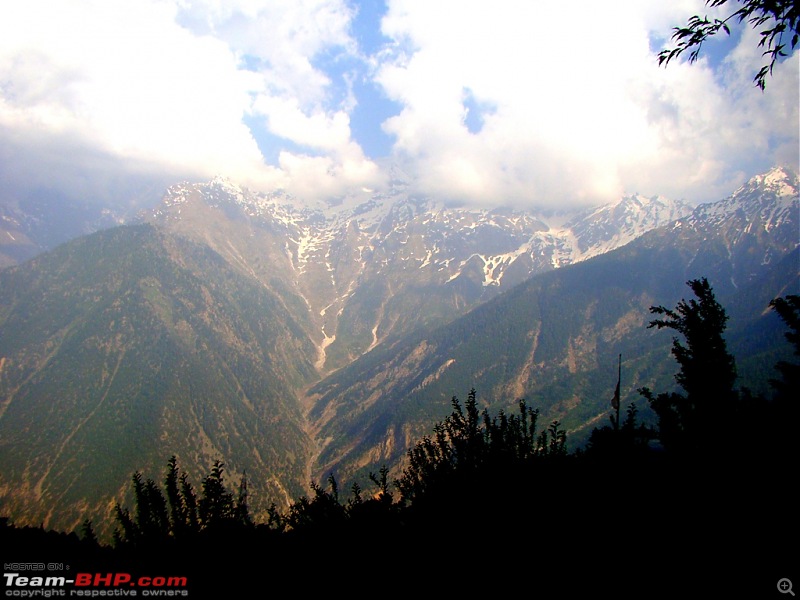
1, 0, 798, 211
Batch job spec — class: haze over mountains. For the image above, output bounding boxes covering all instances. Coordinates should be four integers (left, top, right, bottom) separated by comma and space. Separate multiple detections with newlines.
0, 165, 797, 535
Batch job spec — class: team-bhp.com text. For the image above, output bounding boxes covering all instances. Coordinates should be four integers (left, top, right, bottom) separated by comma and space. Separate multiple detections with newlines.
4, 573, 188, 597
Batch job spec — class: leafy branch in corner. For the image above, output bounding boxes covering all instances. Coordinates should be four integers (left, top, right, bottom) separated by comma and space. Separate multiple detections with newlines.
658, 0, 799, 90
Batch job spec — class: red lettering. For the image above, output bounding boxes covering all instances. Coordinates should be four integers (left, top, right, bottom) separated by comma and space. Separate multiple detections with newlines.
75, 573, 92, 586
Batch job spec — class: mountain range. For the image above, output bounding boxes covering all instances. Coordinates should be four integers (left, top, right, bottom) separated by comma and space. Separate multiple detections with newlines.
0, 165, 797, 536
141, 168, 698, 372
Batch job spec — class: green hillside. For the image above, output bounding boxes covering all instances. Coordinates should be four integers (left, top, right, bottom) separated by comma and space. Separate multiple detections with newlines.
0, 225, 319, 535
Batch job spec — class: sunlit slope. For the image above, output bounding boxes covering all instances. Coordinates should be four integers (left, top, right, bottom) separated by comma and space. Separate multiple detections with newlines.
0, 224, 318, 533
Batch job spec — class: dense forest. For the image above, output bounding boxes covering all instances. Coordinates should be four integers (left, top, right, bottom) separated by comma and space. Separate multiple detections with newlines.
3, 281, 797, 597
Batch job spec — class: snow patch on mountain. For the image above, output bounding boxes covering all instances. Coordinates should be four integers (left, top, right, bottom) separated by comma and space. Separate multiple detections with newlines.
683, 166, 799, 234
144, 167, 796, 370
150, 173, 701, 298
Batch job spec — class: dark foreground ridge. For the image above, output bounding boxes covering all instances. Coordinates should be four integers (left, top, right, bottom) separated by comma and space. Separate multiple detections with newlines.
3, 285, 798, 598
3, 450, 794, 598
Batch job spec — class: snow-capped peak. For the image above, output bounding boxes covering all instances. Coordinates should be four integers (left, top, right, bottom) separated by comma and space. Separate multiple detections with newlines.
557, 192, 694, 257
673, 165, 798, 251
750, 165, 798, 198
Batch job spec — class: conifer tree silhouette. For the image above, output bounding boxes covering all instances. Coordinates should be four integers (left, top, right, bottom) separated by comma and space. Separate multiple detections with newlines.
766, 294, 799, 458
113, 457, 251, 548
639, 278, 737, 455
769, 294, 800, 402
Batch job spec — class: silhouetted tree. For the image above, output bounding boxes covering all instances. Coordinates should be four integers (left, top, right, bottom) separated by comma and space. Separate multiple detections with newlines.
164, 455, 198, 538
769, 294, 800, 399
114, 458, 251, 548
765, 294, 800, 458
395, 389, 561, 507
639, 278, 738, 454
369, 465, 394, 502
234, 471, 252, 527
658, 0, 799, 90
198, 460, 236, 529
136, 472, 170, 540
283, 474, 347, 533
80, 519, 98, 546
584, 402, 657, 458
113, 471, 170, 548
275, 466, 403, 545
180, 470, 200, 533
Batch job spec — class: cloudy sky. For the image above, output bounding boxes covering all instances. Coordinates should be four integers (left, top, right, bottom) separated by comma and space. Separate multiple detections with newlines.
1, 0, 797, 210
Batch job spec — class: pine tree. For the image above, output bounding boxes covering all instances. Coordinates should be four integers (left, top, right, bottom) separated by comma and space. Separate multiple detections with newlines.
766, 295, 799, 459
234, 471, 252, 527
80, 519, 98, 546
113, 458, 249, 548
164, 456, 195, 538
198, 460, 235, 529
640, 278, 738, 454
769, 295, 800, 401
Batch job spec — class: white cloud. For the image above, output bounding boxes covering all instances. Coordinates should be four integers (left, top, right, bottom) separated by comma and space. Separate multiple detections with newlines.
0, 1, 269, 192
0, 0, 796, 209
375, 0, 799, 207
252, 96, 352, 151
0, 0, 379, 203
276, 148, 385, 201
178, 0, 356, 106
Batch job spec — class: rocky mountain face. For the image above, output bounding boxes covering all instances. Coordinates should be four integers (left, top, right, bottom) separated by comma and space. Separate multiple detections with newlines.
303, 167, 799, 486
0, 165, 796, 535
141, 172, 696, 373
